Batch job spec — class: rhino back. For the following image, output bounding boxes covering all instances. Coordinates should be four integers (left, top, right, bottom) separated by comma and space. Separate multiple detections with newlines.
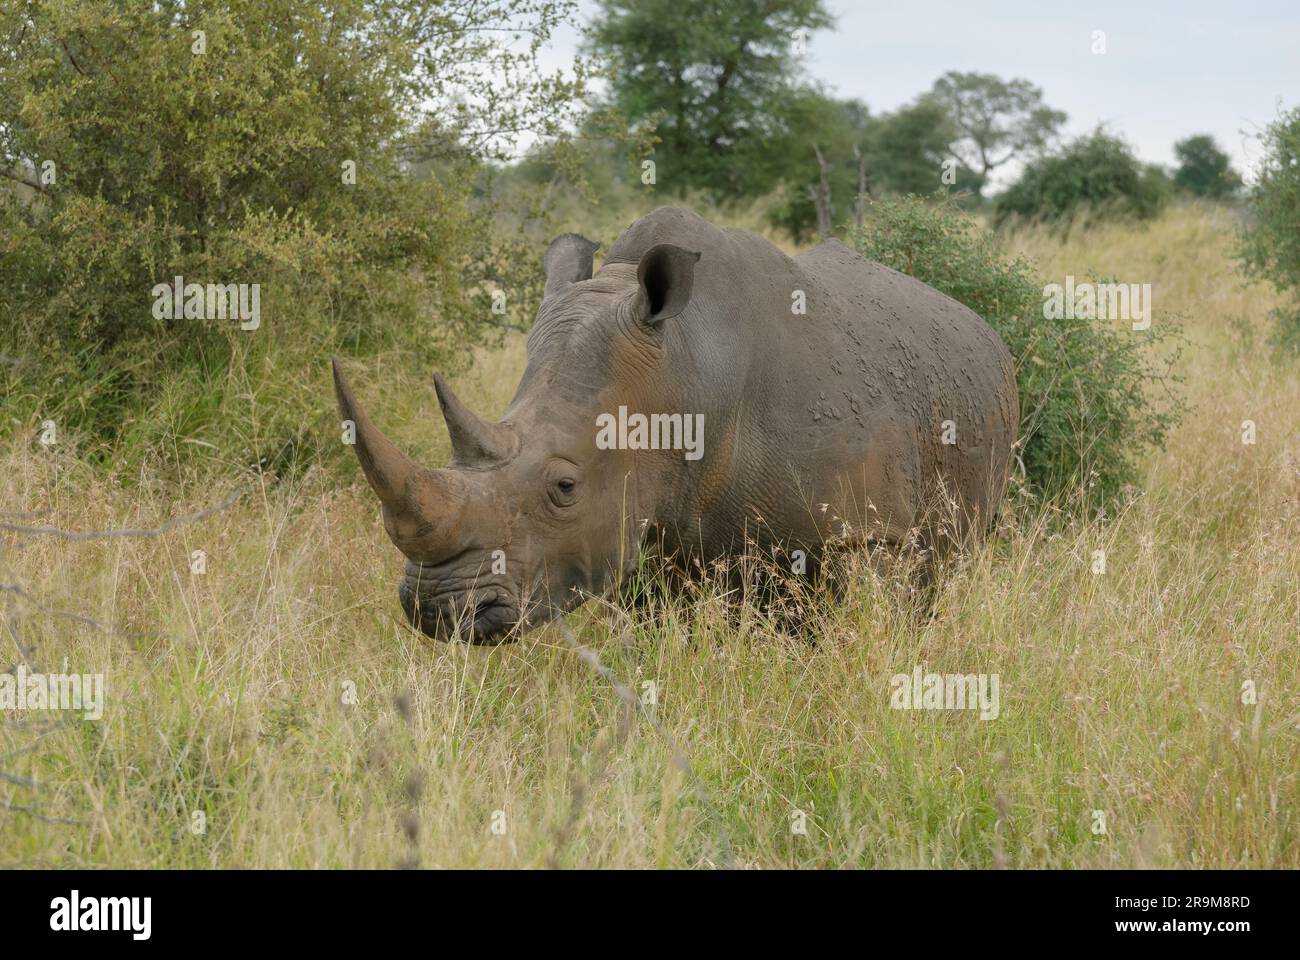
600, 210, 1018, 556
779, 240, 1019, 543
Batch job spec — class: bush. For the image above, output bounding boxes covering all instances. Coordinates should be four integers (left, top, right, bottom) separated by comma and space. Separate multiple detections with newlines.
852, 194, 1183, 510
0, 0, 587, 476
1235, 106, 1300, 353
1173, 134, 1242, 200
994, 130, 1168, 227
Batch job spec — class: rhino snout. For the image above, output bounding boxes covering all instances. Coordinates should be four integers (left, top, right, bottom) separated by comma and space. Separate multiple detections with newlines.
399, 562, 522, 645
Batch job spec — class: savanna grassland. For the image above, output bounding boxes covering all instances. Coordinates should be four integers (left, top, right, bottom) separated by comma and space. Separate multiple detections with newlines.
1, 202, 1297, 868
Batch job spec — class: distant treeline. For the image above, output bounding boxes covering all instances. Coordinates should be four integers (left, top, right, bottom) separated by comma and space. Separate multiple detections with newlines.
513, 0, 1246, 240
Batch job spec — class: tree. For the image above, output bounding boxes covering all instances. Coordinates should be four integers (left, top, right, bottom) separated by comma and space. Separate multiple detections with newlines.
1172, 134, 1242, 199
587, 0, 832, 199
867, 98, 979, 197
927, 71, 1066, 194
1236, 106, 1300, 351
762, 90, 869, 240
994, 130, 1168, 226
764, 93, 981, 243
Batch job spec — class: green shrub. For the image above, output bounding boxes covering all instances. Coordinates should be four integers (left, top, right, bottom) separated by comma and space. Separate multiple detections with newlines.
1235, 106, 1300, 353
994, 130, 1168, 228
0, 0, 586, 477
852, 194, 1183, 511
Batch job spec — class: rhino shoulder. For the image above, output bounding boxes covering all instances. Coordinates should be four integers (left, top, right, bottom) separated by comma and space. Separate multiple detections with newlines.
605, 206, 725, 264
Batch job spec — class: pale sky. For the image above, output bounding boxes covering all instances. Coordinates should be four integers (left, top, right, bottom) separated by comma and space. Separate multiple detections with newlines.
537, 0, 1298, 188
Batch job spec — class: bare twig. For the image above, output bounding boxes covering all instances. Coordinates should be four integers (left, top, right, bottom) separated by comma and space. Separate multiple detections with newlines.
0, 581, 161, 639
0, 770, 37, 788
0, 800, 81, 826
811, 144, 834, 238
0, 167, 46, 193
57, 38, 86, 77
0, 742, 41, 763
0, 508, 51, 519
483, 317, 532, 335
0, 490, 244, 541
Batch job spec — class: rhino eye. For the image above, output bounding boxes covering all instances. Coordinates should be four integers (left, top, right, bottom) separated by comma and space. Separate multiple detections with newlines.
549, 476, 579, 508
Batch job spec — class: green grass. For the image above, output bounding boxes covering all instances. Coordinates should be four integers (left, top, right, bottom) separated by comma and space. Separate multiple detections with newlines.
1, 202, 1297, 868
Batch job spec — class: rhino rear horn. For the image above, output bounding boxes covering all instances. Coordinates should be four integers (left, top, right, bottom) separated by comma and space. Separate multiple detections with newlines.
433, 374, 519, 466
543, 232, 600, 298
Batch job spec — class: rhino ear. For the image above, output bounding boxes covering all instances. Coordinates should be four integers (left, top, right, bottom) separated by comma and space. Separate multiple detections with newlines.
636, 243, 700, 326
543, 233, 600, 298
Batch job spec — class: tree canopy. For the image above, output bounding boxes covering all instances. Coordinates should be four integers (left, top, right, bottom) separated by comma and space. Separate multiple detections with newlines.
927, 71, 1066, 193
586, 0, 832, 198
1172, 134, 1242, 199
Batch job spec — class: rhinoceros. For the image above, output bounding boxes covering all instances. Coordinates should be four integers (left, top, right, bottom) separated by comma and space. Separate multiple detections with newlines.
333, 207, 1019, 643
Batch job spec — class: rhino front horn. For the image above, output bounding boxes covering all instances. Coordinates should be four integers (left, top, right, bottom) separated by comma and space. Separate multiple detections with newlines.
332, 356, 436, 510
433, 374, 519, 466
333, 357, 477, 560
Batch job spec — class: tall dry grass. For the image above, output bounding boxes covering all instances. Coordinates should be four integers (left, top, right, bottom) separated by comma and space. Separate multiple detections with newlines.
1, 202, 1296, 867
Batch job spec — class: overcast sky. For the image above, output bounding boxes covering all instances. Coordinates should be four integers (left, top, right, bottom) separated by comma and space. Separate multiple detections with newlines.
539, 0, 1298, 187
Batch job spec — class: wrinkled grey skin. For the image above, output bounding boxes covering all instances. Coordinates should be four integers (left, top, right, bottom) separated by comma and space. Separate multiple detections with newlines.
334, 207, 1018, 644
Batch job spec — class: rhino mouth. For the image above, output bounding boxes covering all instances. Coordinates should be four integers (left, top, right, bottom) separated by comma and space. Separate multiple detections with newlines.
397, 557, 597, 645
399, 570, 522, 645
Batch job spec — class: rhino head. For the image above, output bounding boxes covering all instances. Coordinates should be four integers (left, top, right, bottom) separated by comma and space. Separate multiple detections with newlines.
333, 233, 701, 644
